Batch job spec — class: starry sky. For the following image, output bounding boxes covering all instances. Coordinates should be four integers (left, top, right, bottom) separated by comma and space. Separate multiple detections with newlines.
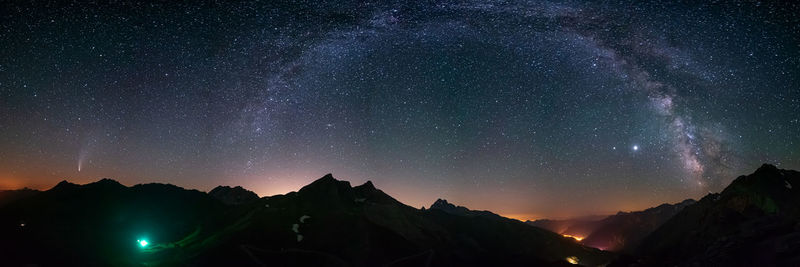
1, 1, 799, 219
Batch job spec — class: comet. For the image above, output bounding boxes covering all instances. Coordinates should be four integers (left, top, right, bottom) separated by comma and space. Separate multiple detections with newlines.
77, 134, 94, 173
77, 149, 87, 172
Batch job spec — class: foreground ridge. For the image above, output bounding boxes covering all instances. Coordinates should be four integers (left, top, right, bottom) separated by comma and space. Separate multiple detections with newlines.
0, 174, 612, 266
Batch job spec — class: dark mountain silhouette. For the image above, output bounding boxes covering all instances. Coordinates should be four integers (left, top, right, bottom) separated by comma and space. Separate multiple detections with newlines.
51, 179, 80, 191
0, 188, 40, 208
428, 198, 504, 219
579, 199, 695, 252
620, 164, 800, 266
527, 200, 695, 253
0, 178, 228, 266
207, 174, 614, 266
0, 174, 614, 266
209, 185, 260, 205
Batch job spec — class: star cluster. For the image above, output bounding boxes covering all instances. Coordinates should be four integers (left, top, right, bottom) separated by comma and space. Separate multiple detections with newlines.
1, 1, 798, 219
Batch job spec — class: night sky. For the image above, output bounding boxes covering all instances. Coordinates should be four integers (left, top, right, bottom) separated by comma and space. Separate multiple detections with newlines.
1, 1, 799, 219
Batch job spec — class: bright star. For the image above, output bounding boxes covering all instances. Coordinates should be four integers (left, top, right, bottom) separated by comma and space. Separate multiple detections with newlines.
633, 145, 639, 151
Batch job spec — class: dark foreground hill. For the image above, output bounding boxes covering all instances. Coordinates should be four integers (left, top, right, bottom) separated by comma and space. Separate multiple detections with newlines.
616, 164, 800, 266
209, 185, 260, 205
0, 174, 612, 266
0, 188, 40, 207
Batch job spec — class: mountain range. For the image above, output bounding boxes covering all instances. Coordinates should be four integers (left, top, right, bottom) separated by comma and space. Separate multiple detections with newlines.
0, 174, 610, 266
528, 199, 696, 253
627, 164, 800, 266
1, 164, 798, 266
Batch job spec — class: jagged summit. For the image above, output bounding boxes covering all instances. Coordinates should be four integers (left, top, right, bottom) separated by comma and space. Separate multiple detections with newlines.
298, 174, 378, 194
209, 185, 259, 205
357, 180, 376, 190
299, 173, 351, 193
430, 198, 457, 210
633, 164, 800, 266
755, 163, 780, 174
429, 198, 501, 218
296, 174, 403, 208
430, 198, 466, 213
210, 185, 253, 192
353, 180, 402, 205
296, 174, 359, 209
298, 173, 352, 194
727, 163, 793, 186
315, 173, 337, 183
719, 163, 799, 214
431, 198, 450, 206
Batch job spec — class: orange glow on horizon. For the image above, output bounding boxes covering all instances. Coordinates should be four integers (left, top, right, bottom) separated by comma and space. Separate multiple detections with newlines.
500, 213, 540, 222
0, 179, 20, 190
562, 234, 584, 241
0, 175, 33, 190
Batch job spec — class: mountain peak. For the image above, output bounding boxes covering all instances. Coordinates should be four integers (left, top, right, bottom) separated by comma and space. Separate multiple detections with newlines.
431, 198, 454, 209
727, 163, 791, 191
50, 180, 78, 191
300, 174, 350, 191
56, 180, 74, 186
359, 180, 376, 190
755, 163, 780, 175
209, 185, 259, 205
93, 178, 123, 186
352, 180, 401, 205
297, 174, 356, 208
719, 163, 799, 215
429, 199, 501, 218
634, 165, 800, 265
295, 175, 402, 208
320, 173, 335, 181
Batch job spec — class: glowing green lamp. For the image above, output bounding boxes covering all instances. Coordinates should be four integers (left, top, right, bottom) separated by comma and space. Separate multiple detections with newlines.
137, 239, 149, 247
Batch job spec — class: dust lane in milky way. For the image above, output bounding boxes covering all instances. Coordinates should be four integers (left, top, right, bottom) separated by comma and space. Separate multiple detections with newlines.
0, 1, 798, 219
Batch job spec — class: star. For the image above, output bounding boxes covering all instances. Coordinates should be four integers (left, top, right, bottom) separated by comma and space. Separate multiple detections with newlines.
1, 0, 796, 219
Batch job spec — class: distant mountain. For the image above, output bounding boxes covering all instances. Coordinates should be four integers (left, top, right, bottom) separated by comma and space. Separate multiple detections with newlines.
0, 188, 40, 208
428, 198, 503, 219
209, 185, 259, 205
213, 174, 614, 266
627, 164, 800, 266
526, 215, 608, 240
580, 199, 695, 252
527, 200, 694, 253
0, 174, 614, 266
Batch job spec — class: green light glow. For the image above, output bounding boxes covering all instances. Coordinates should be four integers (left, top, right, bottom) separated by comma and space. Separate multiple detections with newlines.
138, 239, 148, 247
